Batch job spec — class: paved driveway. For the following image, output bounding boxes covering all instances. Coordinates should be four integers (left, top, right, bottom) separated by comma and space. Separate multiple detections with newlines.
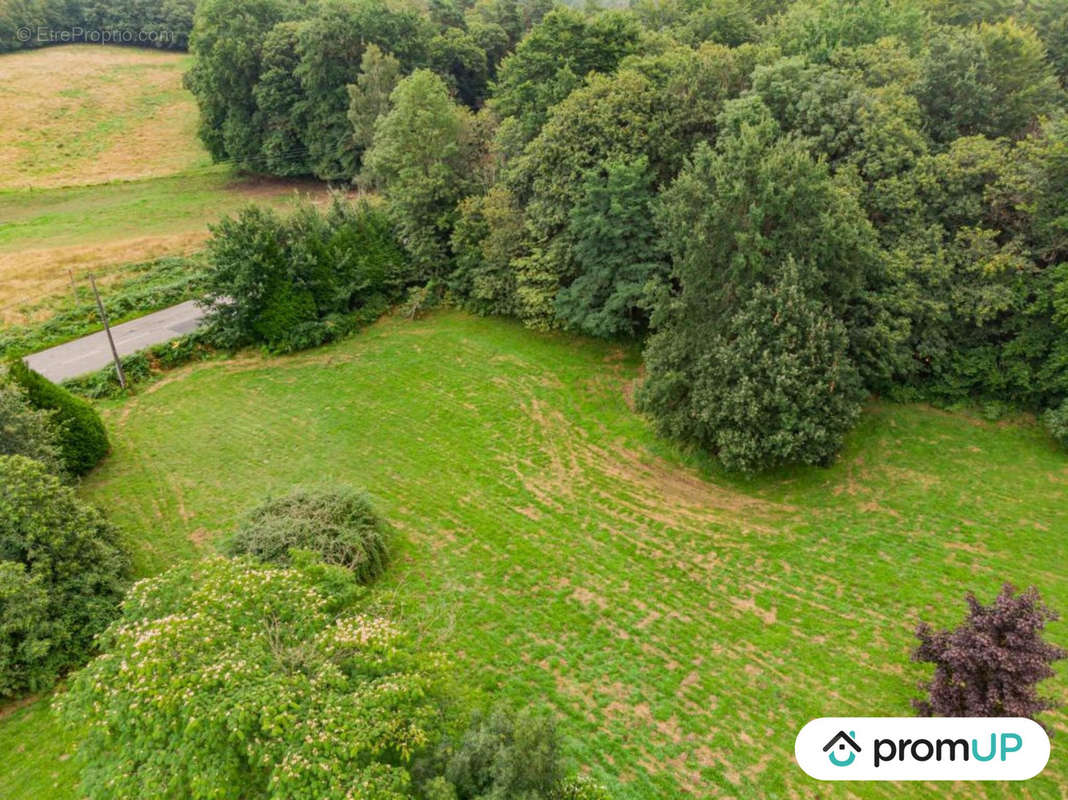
23, 300, 206, 383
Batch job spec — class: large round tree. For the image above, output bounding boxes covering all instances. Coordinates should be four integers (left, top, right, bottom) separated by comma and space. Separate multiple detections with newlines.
638, 97, 886, 472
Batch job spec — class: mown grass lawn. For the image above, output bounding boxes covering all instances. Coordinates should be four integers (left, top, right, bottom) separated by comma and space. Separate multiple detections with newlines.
2, 311, 1064, 799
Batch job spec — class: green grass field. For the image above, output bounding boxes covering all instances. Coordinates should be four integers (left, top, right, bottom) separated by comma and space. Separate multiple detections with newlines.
2, 311, 1062, 799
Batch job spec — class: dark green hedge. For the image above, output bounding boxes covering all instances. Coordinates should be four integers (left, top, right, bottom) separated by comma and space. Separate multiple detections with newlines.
7, 359, 109, 476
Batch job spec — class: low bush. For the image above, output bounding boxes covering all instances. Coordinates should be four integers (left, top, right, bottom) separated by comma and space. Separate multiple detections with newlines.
7, 359, 109, 475
0, 455, 128, 698
58, 556, 442, 800
1043, 400, 1068, 449
224, 487, 392, 584
912, 584, 1066, 720
0, 379, 63, 474
417, 706, 608, 800
203, 198, 408, 353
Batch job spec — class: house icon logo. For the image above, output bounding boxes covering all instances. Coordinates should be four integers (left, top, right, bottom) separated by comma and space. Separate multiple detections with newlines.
823, 730, 861, 767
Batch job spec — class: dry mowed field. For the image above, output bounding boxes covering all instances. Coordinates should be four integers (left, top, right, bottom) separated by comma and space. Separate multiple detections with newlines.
0, 44, 206, 189
0, 45, 330, 322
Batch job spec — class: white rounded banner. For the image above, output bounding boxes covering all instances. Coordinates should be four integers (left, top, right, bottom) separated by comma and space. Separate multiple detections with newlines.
795, 717, 1050, 781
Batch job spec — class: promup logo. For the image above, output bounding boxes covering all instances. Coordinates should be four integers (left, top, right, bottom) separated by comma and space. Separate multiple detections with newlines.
795, 718, 1050, 781
823, 730, 861, 767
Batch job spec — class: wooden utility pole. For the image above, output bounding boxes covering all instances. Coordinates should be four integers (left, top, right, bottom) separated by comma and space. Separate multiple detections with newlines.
89, 273, 126, 389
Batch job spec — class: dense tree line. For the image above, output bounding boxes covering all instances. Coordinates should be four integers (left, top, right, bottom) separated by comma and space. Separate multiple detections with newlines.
0, 0, 193, 51
186, 0, 1068, 472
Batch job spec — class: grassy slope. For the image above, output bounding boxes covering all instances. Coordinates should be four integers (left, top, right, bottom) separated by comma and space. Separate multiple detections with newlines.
0, 45, 207, 190
3, 312, 1061, 800
0, 45, 327, 322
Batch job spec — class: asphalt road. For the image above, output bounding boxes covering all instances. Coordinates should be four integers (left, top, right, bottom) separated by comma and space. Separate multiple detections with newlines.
23, 300, 206, 383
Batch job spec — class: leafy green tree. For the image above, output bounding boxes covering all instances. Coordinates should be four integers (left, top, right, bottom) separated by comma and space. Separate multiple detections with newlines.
916, 20, 1063, 144
884, 127, 1068, 407
1019, 0, 1068, 87
203, 199, 407, 351
450, 186, 526, 316
750, 49, 930, 231
422, 707, 562, 799
0, 380, 62, 474
670, 259, 865, 473
925, 0, 1017, 25
347, 44, 403, 161
490, 8, 643, 152
769, 0, 929, 63
555, 156, 666, 338
429, 27, 490, 108
638, 99, 885, 471
82, 0, 195, 49
58, 556, 442, 800
676, 0, 760, 47
6, 359, 109, 475
185, 0, 295, 165
1045, 399, 1068, 448
507, 43, 757, 328
364, 70, 480, 279
296, 0, 430, 179
253, 21, 309, 175
466, 18, 511, 80
0, 455, 128, 698
466, 0, 554, 49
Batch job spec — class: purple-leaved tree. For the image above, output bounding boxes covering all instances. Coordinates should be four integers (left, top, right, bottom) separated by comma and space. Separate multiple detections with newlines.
913, 584, 1065, 722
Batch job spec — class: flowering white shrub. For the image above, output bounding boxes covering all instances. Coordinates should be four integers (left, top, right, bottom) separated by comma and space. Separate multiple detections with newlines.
57, 556, 443, 800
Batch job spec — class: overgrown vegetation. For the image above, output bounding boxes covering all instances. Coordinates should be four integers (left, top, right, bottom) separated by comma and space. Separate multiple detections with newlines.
0, 382, 63, 474
6, 360, 108, 475
225, 487, 392, 583
182, 0, 1068, 471
0, 455, 128, 698
0, 256, 209, 361
202, 198, 406, 352
419, 707, 564, 799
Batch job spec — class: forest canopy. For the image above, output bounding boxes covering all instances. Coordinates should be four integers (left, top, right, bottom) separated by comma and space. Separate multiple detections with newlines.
181, 0, 1068, 472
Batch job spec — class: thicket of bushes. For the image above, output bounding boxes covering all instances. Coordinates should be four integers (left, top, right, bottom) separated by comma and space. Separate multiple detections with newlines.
0, 0, 193, 52
202, 199, 407, 352
185, 0, 1068, 472
0, 455, 128, 698
225, 487, 392, 583
6, 359, 109, 475
0, 362, 125, 699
